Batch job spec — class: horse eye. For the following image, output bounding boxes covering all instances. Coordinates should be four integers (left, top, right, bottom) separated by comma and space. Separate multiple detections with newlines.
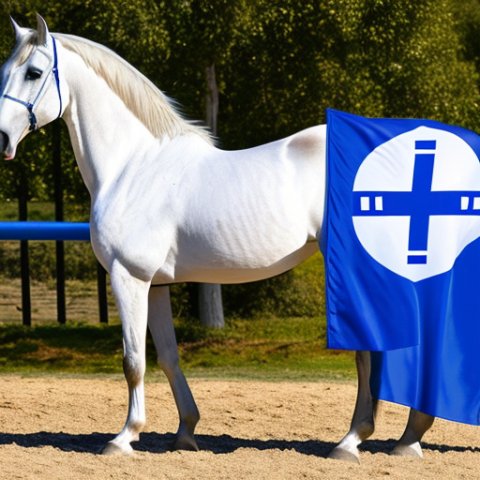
25, 67, 43, 81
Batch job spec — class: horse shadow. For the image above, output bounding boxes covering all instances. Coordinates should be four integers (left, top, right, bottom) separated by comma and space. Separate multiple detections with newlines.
0, 431, 477, 456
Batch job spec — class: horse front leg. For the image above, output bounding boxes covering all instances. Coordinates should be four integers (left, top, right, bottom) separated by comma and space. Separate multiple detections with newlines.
147, 286, 200, 450
102, 261, 150, 455
391, 409, 434, 458
328, 351, 378, 463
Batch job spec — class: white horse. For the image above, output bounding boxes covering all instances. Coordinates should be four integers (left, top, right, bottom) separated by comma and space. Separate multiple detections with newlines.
0, 16, 434, 461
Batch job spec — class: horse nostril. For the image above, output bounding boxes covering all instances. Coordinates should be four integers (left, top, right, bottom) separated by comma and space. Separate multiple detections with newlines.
0, 131, 9, 153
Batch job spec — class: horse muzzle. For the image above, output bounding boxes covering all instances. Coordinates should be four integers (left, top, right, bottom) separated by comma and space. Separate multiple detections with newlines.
0, 130, 15, 160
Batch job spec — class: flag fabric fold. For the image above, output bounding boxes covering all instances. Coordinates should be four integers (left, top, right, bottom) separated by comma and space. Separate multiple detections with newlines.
324, 109, 480, 425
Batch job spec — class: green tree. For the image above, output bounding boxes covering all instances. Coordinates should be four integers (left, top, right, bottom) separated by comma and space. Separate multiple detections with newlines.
220, 0, 480, 150
452, 0, 480, 82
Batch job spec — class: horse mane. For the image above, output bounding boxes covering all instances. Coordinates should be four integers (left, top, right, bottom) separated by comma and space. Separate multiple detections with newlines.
54, 33, 212, 143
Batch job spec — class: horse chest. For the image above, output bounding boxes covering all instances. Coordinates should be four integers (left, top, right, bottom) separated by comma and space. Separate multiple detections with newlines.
89, 194, 176, 279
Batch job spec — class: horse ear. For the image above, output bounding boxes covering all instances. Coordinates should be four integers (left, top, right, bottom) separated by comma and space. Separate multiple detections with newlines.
35, 13, 49, 46
10, 17, 27, 43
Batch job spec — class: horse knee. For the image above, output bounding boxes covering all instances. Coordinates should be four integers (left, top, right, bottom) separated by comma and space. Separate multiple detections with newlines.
123, 353, 145, 385
156, 347, 181, 377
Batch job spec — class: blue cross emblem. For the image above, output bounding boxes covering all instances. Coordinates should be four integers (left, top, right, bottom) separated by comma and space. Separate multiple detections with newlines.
353, 139, 480, 265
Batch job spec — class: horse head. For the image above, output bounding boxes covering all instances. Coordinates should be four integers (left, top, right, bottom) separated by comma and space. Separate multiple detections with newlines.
0, 14, 65, 160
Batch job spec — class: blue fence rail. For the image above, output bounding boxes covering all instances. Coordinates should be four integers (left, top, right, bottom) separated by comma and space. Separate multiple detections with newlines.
0, 221, 90, 240
0, 221, 108, 326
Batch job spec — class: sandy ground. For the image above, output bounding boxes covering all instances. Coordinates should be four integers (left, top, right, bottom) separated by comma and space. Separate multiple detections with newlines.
0, 375, 478, 480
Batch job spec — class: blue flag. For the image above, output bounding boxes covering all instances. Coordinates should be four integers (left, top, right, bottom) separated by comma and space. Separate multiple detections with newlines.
324, 109, 480, 425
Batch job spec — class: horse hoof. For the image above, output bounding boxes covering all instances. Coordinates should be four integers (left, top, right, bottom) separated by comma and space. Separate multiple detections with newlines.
173, 435, 199, 451
328, 447, 360, 463
390, 444, 423, 458
102, 441, 133, 456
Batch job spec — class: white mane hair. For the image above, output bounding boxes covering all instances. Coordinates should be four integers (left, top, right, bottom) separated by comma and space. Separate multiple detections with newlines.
54, 33, 212, 143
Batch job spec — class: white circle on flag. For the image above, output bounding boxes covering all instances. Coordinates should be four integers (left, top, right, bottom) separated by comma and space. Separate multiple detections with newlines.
353, 126, 480, 282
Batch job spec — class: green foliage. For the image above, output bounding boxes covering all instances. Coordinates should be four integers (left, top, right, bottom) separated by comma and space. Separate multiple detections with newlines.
220, 0, 480, 148
452, 0, 480, 80
222, 254, 325, 318
0, 240, 97, 280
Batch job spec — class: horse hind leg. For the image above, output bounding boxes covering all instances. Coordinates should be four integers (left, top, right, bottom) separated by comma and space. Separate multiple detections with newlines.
391, 409, 434, 458
147, 285, 200, 451
329, 351, 378, 463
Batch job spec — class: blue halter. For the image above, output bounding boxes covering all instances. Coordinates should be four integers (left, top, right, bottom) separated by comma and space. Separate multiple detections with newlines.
2, 36, 62, 132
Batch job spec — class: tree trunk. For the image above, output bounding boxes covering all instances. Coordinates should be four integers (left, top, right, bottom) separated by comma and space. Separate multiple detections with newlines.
199, 63, 224, 329
198, 282, 224, 328
205, 64, 219, 136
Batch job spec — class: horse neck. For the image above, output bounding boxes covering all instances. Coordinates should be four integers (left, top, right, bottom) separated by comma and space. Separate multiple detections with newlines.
61, 48, 156, 196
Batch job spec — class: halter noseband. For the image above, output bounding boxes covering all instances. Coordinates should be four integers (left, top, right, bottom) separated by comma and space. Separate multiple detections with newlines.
2, 36, 62, 132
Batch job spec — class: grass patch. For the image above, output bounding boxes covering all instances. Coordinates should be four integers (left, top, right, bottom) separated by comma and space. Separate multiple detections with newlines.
0, 201, 89, 221
177, 316, 354, 381
0, 323, 124, 374
0, 317, 355, 381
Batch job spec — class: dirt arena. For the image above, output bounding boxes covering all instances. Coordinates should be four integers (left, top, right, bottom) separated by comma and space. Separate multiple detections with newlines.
0, 375, 478, 480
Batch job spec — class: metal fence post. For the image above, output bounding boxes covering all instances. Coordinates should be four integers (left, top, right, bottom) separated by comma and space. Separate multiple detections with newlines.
53, 121, 67, 324
97, 263, 108, 323
18, 165, 31, 326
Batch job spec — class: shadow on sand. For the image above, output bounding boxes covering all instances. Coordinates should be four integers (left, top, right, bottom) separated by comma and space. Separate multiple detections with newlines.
0, 431, 477, 456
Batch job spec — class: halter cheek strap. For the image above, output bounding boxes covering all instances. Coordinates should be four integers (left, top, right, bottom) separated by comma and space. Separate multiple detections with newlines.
2, 36, 62, 132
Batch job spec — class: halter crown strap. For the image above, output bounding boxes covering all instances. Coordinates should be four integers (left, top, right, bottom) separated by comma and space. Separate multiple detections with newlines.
2, 35, 62, 131
51, 36, 62, 119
